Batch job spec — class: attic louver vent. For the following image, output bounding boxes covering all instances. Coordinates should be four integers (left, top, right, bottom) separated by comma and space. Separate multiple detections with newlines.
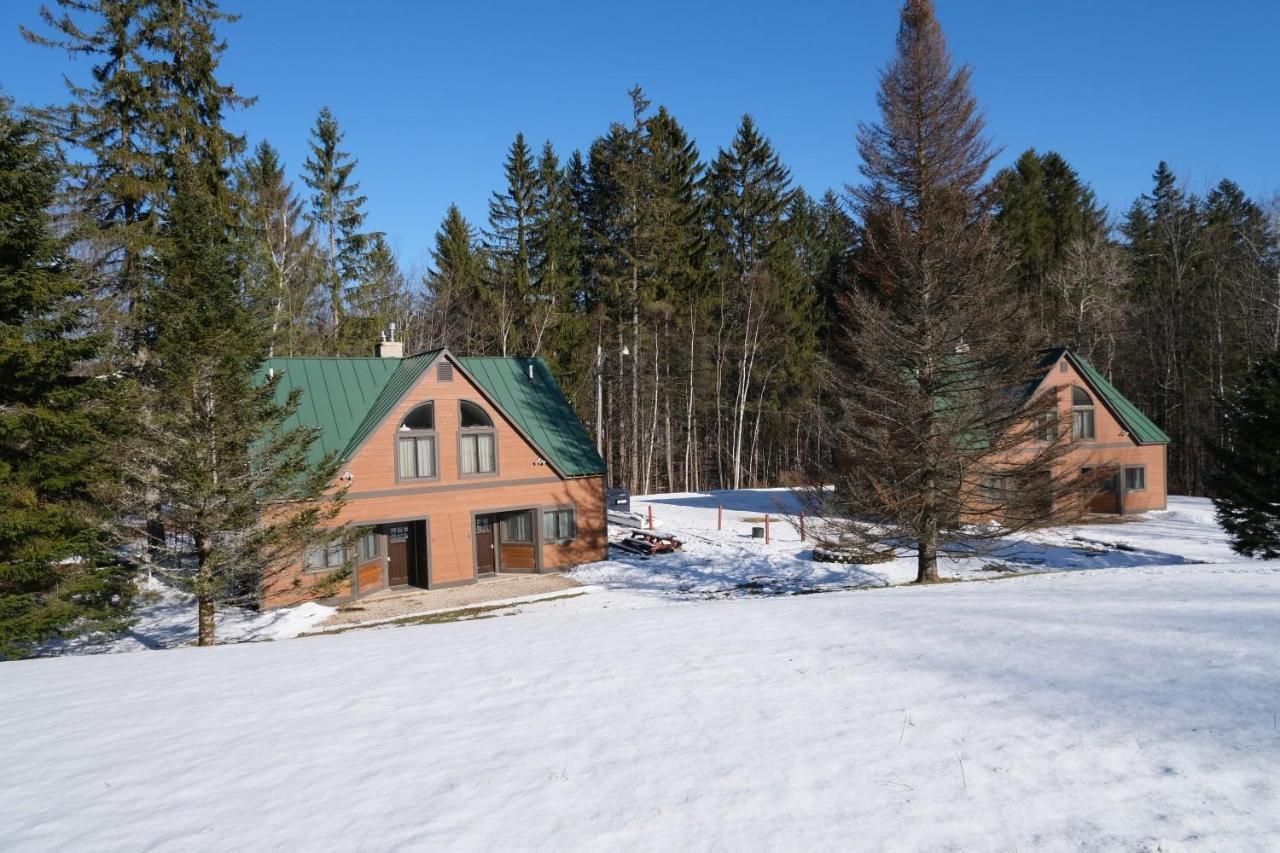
438, 362, 454, 381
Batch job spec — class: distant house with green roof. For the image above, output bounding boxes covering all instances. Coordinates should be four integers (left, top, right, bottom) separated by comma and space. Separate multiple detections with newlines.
1020, 347, 1169, 516
259, 339, 606, 608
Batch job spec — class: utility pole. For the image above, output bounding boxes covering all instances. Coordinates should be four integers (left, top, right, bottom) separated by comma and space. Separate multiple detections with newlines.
596, 343, 603, 454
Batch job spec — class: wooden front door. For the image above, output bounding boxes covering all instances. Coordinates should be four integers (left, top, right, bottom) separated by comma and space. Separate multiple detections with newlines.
475, 514, 496, 575
387, 523, 410, 586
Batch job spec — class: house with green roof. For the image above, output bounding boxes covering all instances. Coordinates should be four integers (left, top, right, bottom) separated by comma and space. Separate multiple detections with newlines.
1023, 347, 1170, 516
259, 339, 607, 607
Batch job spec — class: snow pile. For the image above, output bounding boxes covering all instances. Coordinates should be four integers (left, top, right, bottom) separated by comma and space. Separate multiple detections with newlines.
576, 492, 1240, 597
3, 561, 1279, 850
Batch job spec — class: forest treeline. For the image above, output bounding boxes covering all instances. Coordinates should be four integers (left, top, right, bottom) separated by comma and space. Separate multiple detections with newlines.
2, 0, 1278, 652
12, 5, 1278, 502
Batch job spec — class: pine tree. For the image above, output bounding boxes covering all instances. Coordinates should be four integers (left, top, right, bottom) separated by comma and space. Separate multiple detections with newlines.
530, 141, 590, 377
23, 0, 252, 355
237, 140, 319, 358
993, 152, 1104, 284
826, 0, 1075, 582
485, 132, 540, 355
1211, 353, 1280, 557
303, 106, 374, 345
423, 204, 488, 351
704, 115, 797, 489
127, 161, 346, 646
0, 99, 132, 659
340, 233, 406, 354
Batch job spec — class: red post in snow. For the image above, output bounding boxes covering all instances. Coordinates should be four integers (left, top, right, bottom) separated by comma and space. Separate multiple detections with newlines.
717, 505, 723, 531
764, 513, 771, 545
647, 505, 654, 530
799, 513, 806, 542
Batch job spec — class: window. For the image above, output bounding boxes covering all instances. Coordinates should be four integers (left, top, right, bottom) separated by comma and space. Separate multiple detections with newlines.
980, 476, 1007, 503
1071, 386, 1095, 440
304, 540, 347, 573
356, 531, 380, 562
543, 507, 577, 542
501, 512, 534, 543
1035, 412, 1057, 442
460, 400, 492, 428
397, 403, 438, 480
1125, 466, 1146, 492
459, 400, 497, 475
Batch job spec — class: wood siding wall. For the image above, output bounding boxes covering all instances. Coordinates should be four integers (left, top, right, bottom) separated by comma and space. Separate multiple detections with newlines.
1039, 354, 1167, 514
264, 355, 606, 608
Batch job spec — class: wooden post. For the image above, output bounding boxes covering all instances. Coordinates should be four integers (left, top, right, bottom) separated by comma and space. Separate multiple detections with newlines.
717, 505, 723, 531
647, 505, 654, 530
799, 513, 806, 542
764, 513, 771, 545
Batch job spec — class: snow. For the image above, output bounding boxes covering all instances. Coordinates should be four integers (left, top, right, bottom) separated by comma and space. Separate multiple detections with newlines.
45, 577, 335, 655
3, 494, 1279, 850
574, 491, 1238, 597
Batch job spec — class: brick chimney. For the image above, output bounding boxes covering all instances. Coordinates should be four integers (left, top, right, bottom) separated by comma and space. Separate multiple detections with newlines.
375, 323, 403, 358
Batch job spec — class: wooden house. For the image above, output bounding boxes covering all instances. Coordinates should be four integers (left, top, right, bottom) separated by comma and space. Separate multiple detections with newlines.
260, 344, 606, 608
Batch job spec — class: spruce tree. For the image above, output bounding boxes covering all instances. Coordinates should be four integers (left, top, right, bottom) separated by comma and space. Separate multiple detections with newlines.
425, 204, 488, 351
826, 0, 1075, 582
303, 106, 374, 346
485, 132, 539, 355
0, 99, 131, 658
1211, 353, 1280, 557
129, 160, 346, 646
530, 141, 589, 377
23, 0, 252, 354
237, 140, 319, 358
704, 115, 797, 489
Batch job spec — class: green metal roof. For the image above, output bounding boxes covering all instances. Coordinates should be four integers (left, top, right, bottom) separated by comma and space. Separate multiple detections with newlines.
260, 357, 402, 465
1027, 347, 1169, 445
458, 356, 606, 477
341, 349, 442, 459
260, 350, 606, 477
1064, 350, 1171, 445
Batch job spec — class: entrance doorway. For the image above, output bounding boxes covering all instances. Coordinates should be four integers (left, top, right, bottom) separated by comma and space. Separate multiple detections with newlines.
474, 509, 538, 575
383, 520, 428, 588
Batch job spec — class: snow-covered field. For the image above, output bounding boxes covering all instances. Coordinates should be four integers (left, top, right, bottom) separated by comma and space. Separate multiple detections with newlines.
3, 494, 1279, 850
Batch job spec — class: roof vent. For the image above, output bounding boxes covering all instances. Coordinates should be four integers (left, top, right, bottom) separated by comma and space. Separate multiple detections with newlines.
526, 363, 535, 382
438, 362, 454, 381
375, 323, 403, 358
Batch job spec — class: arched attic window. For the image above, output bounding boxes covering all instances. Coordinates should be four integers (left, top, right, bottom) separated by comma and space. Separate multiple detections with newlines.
459, 400, 497, 476
397, 402, 438, 480
1071, 386, 1095, 440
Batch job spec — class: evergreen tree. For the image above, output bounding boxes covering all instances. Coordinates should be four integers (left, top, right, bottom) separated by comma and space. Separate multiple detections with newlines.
485, 132, 539, 355
303, 106, 374, 345
23, 0, 252, 355
0, 100, 132, 658
531, 141, 589, 376
826, 0, 1074, 582
993, 152, 1105, 286
237, 140, 319, 358
423, 204, 487, 351
340, 233, 406, 354
704, 114, 797, 489
127, 161, 346, 646
1211, 353, 1280, 557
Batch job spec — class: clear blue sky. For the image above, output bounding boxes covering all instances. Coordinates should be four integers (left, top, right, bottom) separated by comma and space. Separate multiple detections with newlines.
2, 1, 1276, 269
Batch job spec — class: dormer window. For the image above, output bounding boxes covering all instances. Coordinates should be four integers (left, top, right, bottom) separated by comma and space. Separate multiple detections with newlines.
1071, 386, 1095, 440
397, 402, 438, 480
459, 400, 497, 476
